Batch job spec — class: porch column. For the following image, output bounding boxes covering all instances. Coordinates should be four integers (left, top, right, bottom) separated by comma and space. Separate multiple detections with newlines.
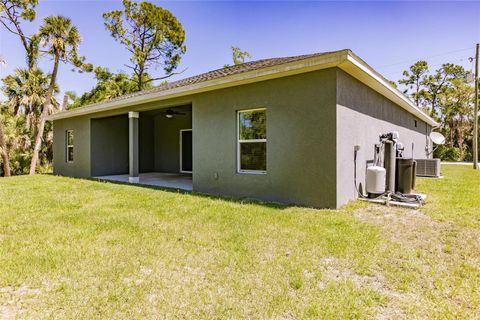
128, 111, 139, 183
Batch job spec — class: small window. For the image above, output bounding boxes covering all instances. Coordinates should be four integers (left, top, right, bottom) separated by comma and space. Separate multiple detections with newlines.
66, 130, 74, 163
237, 108, 266, 173
414, 120, 418, 128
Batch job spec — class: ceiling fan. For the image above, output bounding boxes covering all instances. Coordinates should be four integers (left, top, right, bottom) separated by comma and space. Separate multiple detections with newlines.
163, 108, 186, 119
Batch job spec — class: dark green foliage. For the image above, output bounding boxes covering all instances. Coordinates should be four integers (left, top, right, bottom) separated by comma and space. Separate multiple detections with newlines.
239, 110, 266, 140
68, 67, 153, 109
0, 104, 52, 175
400, 62, 474, 162
224, 46, 252, 68
103, 0, 186, 91
0, 0, 39, 69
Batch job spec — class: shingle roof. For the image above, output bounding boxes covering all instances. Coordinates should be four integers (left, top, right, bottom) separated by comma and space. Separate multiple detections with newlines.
82, 51, 335, 109
50, 49, 438, 126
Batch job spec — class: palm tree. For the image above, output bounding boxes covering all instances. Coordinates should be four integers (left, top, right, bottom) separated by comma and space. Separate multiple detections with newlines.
29, 15, 82, 174
2, 68, 57, 128
0, 111, 11, 177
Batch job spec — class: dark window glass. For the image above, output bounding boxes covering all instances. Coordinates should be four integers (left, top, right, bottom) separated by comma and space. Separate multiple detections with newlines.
66, 130, 74, 162
67, 147, 74, 162
240, 142, 266, 171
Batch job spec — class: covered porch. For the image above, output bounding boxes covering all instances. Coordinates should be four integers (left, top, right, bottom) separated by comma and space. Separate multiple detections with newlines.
90, 104, 193, 191
95, 172, 192, 190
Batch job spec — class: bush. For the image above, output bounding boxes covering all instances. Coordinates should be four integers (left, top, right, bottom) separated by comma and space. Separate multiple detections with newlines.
434, 145, 461, 161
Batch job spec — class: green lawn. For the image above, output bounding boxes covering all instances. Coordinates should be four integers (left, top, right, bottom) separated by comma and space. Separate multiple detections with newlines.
0, 165, 478, 319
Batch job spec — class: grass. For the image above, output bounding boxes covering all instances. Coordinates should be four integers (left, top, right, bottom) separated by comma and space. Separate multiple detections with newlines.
0, 164, 478, 319
415, 164, 480, 227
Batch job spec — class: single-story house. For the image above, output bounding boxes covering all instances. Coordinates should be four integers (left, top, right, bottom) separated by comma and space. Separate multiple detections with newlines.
48, 49, 438, 209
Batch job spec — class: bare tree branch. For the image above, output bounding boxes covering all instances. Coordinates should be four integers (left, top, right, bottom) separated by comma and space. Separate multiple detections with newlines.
142, 67, 188, 84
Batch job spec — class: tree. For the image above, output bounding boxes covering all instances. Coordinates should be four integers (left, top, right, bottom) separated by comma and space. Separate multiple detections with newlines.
422, 64, 466, 118
0, 113, 11, 176
2, 68, 56, 127
103, 0, 186, 91
0, 0, 39, 175
400, 61, 474, 161
0, 0, 39, 70
224, 46, 252, 68
398, 60, 428, 106
231, 46, 251, 65
387, 80, 398, 88
439, 76, 474, 160
29, 15, 91, 174
68, 66, 150, 109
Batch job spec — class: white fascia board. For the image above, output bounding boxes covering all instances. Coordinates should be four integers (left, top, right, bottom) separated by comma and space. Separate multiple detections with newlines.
47, 51, 348, 121
340, 54, 438, 127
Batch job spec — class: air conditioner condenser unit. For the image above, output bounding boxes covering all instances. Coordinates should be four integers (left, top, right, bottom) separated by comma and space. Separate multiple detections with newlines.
415, 159, 441, 177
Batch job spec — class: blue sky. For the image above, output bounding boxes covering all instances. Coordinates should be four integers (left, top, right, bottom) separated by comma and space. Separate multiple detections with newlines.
1, 1, 480, 99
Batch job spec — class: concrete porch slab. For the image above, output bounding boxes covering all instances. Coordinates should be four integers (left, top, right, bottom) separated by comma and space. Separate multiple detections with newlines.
96, 172, 192, 190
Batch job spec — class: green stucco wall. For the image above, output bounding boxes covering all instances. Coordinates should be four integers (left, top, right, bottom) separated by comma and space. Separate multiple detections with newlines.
336, 69, 431, 207
90, 115, 129, 177
52, 67, 434, 208
153, 109, 192, 173
53, 68, 338, 208
53, 116, 91, 178
139, 115, 154, 173
192, 69, 337, 208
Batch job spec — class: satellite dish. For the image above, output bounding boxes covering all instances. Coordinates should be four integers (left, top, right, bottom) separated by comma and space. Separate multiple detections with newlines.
430, 131, 446, 145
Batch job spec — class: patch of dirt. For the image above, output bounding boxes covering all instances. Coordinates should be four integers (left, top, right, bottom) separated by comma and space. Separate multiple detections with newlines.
352, 205, 480, 319
354, 206, 445, 252
0, 285, 41, 320
318, 257, 413, 319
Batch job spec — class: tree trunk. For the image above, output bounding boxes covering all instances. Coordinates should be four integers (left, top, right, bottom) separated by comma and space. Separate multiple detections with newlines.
29, 53, 59, 175
457, 121, 465, 160
449, 120, 455, 148
137, 68, 144, 92
430, 99, 436, 117
0, 114, 11, 177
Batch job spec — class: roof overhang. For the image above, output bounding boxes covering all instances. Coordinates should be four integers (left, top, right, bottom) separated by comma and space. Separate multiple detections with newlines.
48, 50, 438, 127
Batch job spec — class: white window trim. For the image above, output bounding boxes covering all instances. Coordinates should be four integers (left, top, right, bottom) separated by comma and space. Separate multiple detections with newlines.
179, 129, 192, 173
66, 130, 74, 163
237, 108, 267, 174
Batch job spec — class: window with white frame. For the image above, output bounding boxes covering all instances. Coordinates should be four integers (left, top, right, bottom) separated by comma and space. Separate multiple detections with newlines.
237, 108, 266, 173
66, 130, 74, 163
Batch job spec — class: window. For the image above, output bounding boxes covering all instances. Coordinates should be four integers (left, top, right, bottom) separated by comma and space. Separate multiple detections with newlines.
66, 130, 74, 163
414, 120, 418, 128
237, 108, 266, 173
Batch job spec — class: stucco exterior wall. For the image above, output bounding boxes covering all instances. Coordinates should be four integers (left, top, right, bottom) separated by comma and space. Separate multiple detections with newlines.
139, 115, 154, 173
192, 69, 337, 208
52, 66, 433, 209
153, 109, 192, 173
53, 116, 91, 178
90, 115, 129, 177
336, 69, 431, 207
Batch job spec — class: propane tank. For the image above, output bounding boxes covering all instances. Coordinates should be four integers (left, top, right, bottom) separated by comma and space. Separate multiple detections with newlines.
366, 166, 386, 195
